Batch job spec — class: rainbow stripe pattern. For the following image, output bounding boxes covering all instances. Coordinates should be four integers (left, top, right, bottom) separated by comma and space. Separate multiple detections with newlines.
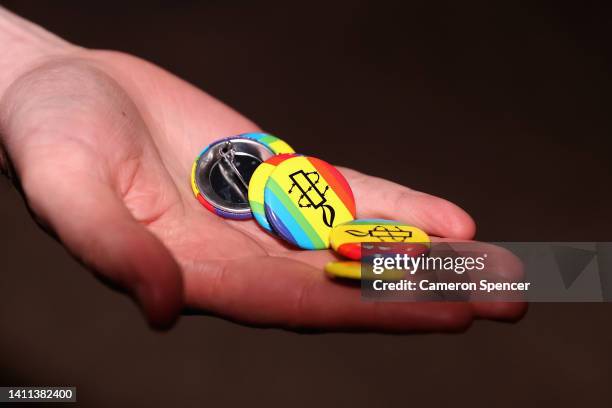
264, 156, 356, 249
248, 153, 298, 232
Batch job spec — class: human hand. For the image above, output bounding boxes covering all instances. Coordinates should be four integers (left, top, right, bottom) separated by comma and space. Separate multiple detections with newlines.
0, 9, 525, 331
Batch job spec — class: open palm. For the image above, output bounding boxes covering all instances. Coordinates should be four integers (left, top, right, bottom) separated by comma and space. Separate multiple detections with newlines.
0, 49, 524, 331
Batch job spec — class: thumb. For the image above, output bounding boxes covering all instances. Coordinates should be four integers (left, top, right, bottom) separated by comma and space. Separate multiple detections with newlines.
22, 169, 184, 329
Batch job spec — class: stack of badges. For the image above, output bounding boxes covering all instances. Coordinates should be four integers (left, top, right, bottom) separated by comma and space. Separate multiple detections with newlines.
191, 133, 430, 280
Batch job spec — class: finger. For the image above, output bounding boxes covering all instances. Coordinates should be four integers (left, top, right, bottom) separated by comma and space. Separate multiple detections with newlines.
340, 168, 476, 239
184, 256, 475, 333
431, 238, 528, 321
22, 169, 184, 329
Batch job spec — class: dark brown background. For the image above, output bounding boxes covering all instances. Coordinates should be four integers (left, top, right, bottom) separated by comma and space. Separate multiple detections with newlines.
1, 1, 611, 407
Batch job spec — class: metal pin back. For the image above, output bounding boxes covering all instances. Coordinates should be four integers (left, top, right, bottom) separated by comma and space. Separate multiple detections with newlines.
191, 133, 295, 219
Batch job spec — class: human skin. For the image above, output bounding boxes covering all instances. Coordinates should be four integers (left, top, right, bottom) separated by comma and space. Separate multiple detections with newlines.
0, 7, 525, 331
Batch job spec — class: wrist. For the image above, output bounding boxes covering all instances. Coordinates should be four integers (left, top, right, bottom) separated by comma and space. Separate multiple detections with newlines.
0, 6, 78, 180
0, 7, 77, 100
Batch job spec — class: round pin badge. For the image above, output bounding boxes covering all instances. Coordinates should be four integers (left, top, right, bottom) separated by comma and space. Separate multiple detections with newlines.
325, 261, 362, 280
263, 156, 356, 249
325, 261, 406, 281
329, 219, 431, 260
191, 133, 295, 219
248, 153, 299, 233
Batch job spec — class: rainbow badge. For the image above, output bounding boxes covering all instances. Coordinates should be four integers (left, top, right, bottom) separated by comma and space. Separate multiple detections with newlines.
264, 156, 356, 249
329, 219, 430, 260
